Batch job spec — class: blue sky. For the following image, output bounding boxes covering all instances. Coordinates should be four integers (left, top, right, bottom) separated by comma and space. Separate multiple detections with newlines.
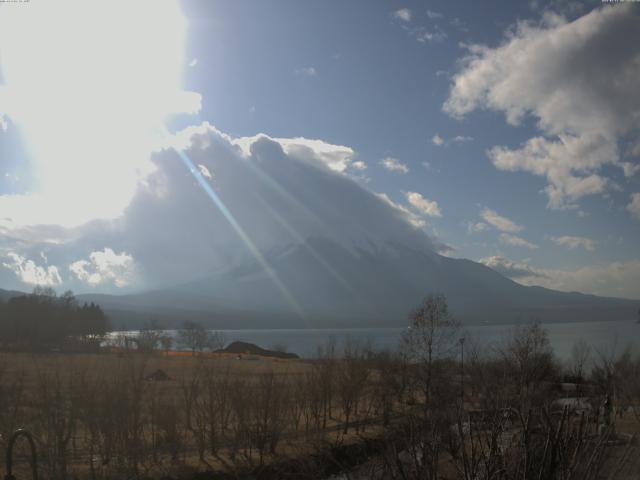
179, 1, 639, 275
0, 0, 639, 299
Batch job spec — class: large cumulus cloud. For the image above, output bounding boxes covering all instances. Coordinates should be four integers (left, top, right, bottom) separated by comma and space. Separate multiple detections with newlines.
444, 4, 640, 210
0, 123, 440, 292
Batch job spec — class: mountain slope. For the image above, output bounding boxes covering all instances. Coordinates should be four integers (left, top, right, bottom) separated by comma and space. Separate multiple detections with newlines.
74, 236, 638, 328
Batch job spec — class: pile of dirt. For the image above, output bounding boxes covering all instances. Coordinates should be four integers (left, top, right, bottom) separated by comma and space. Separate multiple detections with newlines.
221, 341, 299, 360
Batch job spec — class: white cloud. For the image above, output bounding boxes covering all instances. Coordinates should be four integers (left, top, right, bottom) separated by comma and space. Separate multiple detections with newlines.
380, 157, 409, 174
628, 193, 640, 220
197, 164, 212, 179
294, 66, 317, 76
394, 8, 446, 44
467, 221, 488, 233
530, 0, 588, 17
394, 8, 412, 22
432, 134, 473, 147
233, 134, 361, 175
2, 252, 62, 286
405, 191, 442, 217
273, 137, 358, 173
488, 134, 613, 209
444, 5, 640, 209
413, 27, 447, 43
480, 255, 544, 279
549, 235, 595, 251
483, 255, 640, 300
622, 162, 640, 178
450, 17, 469, 32
351, 160, 367, 171
188, 58, 198, 67
499, 233, 539, 249
539, 261, 640, 299
480, 207, 523, 232
376, 192, 425, 228
69, 248, 135, 288
431, 134, 444, 146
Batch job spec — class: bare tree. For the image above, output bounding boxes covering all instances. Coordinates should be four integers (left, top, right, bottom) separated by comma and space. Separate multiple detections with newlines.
401, 293, 458, 401
159, 334, 174, 355
250, 371, 288, 464
370, 350, 402, 427
201, 363, 233, 455
500, 321, 557, 410
33, 362, 83, 479
610, 347, 640, 423
178, 320, 209, 355
337, 338, 370, 434
376, 294, 460, 480
207, 330, 226, 352
137, 321, 162, 353
180, 363, 211, 467
0, 363, 26, 457
569, 337, 592, 381
315, 336, 337, 430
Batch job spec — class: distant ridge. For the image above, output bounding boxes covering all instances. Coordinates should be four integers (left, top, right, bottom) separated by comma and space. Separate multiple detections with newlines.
3, 237, 636, 330
0, 288, 27, 303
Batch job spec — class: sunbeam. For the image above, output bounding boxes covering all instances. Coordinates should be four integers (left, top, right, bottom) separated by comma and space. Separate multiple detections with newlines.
255, 193, 357, 295
240, 152, 375, 255
174, 148, 308, 322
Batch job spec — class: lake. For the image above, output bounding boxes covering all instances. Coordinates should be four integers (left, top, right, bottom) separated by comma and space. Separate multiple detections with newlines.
110, 319, 640, 361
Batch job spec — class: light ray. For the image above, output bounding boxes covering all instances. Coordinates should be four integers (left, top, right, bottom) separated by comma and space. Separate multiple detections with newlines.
255, 193, 357, 295
174, 148, 307, 322
241, 156, 373, 255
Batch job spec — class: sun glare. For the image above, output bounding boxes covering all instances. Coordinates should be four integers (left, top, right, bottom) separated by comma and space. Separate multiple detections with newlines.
0, 0, 200, 227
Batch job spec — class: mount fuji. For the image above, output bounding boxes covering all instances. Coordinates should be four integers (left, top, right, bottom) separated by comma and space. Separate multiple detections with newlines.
74, 235, 637, 329
2, 127, 637, 329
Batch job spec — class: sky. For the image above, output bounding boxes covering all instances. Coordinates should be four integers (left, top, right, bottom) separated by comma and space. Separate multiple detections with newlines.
0, 0, 639, 300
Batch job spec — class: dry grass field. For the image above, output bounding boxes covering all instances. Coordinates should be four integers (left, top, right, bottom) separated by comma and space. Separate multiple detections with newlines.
0, 322, 639, 480
0, 350, 391, 480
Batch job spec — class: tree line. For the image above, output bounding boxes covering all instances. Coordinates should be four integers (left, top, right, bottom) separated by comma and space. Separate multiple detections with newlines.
0, 287, 110, 352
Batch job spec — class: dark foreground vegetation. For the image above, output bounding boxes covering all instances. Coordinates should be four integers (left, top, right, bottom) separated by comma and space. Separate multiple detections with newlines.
0, 293, 638, 479
0, 287, 109, 352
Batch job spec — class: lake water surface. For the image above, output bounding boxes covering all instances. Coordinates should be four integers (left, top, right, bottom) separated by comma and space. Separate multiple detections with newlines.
111, 319, 640, 360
